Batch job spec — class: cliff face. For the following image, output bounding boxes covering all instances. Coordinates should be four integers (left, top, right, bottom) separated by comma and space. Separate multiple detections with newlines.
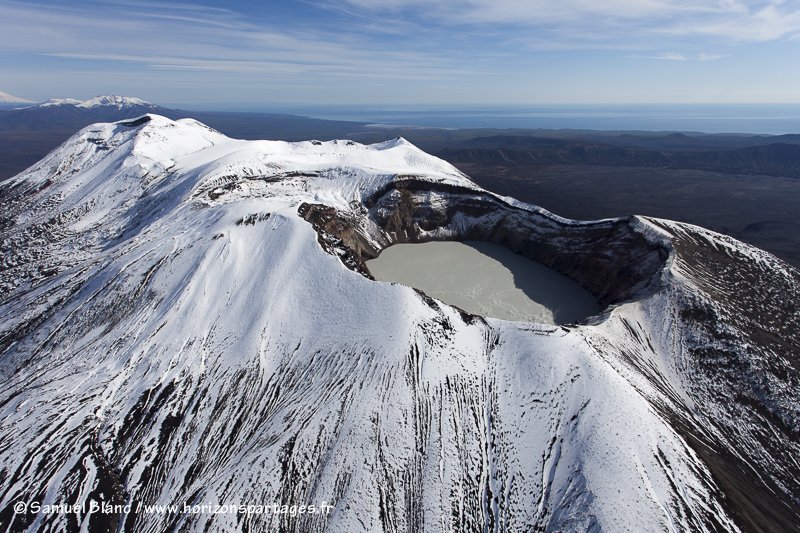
0, 115, 797, 532
326, 178, 666, 307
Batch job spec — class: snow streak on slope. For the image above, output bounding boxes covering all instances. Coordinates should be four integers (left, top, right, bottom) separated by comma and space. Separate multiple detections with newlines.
0, 115, 796, 532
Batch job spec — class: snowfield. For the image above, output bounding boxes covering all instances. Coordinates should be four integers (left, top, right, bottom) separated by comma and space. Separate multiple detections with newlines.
0, 115, 797, 532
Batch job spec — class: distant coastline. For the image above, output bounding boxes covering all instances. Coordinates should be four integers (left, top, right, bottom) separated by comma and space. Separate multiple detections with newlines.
270, 104, 800, 135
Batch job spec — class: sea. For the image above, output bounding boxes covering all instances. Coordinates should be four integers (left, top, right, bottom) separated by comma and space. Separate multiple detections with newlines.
278, 104, 800, 135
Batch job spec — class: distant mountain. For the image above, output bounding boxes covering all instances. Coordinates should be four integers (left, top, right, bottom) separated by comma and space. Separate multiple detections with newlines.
0, 114, 798, 532
0, 95, 366, 138
0, 95, 178, 130
0, 90, 33, 104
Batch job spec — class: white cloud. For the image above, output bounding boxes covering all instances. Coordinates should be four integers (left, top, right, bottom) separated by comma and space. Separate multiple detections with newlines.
662, 1, 800, 41
329, 0, 800, 42
653, 52, 690, 61
645, 51, 729, 61
695, 52, 729, 60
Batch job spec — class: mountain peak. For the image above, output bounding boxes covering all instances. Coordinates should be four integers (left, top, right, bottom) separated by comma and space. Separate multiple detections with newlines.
36, 98, 83, 107
8, 113, 472, 212
20, 95, 156, 110
0, 90, 33, 103
378, 136, 412, 148
79, 95, 154, 109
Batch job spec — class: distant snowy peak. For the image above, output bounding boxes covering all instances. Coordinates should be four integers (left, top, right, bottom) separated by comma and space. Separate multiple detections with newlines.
79, 95, 155, 109
35, 98, 83, 107
0, 90, 33, 103
23, 95, 156, 110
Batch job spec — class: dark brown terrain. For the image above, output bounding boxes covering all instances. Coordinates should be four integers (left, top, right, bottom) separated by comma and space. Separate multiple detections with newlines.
449, 162, 800, 268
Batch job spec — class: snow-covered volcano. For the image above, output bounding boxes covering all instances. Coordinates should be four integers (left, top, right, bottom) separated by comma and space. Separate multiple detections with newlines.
0, 115, 798, 532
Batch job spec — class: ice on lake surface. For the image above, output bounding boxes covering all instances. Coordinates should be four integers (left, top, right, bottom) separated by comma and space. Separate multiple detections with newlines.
366, 241, 600, 325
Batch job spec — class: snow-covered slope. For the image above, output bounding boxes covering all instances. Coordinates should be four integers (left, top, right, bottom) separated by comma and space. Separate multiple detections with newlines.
32, 98, 85, 108
0, 115, 797, 532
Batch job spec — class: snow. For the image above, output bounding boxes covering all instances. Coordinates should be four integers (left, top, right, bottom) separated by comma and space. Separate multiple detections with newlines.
18, 95, 154, 110
0, 114, 793, 532
78, 95, 154, 109
33, 98, 83, 107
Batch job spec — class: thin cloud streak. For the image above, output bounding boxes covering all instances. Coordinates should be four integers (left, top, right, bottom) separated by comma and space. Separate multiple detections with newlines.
328, 0, 800, 42
696, 52, 729, 61
653, 52, 689, 61
1, 1, 471, 80
644, 52, 729, 61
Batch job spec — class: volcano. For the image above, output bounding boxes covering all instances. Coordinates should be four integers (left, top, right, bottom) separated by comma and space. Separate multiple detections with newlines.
0, 114, 797, 532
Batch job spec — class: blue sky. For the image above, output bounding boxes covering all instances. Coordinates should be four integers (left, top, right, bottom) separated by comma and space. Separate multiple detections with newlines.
1, 0, 799, 106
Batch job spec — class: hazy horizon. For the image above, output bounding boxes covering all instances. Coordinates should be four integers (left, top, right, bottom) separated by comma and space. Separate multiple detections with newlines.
6, 98, 800, 134
163, 102, 800, 135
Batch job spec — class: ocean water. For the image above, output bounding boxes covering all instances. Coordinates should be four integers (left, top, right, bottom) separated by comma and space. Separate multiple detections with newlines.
285, 104, 800, 135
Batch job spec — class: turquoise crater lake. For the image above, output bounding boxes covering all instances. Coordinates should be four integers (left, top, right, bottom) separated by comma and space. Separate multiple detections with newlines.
366, 241, 600, 325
